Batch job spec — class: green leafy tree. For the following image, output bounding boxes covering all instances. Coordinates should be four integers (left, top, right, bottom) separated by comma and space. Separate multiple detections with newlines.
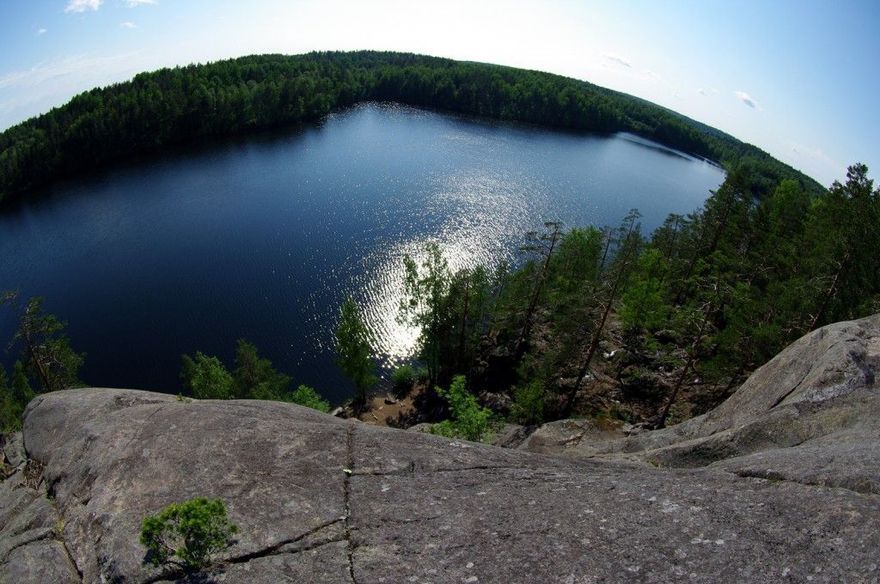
180, 352, 236, 400
285, 384, 331, 413
513, 221, 563, 359
336, 298, 377, 405
564, 210, 643, 414
392, 364, 415, 395
2, 294, 84, 394
0, 365, 16, 433
232, 339, 291, 399
0, 361, 35, 432
399, 244, 452, 387
140, 498, 238, 572
804, 163, 880, 329
431, 375, 493, 441
619, 248, 672, 332
510, 379, 546, 425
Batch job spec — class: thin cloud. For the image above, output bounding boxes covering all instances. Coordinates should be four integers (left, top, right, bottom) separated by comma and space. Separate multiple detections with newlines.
602, 53, 632, 68
37, 28, 48, 35
735, 90, 757, 109
0, 52, 140, 90
0, 51, 147, 130
65, 0, 103, 13
120, 21, 137, 28
124, 0, 157, 5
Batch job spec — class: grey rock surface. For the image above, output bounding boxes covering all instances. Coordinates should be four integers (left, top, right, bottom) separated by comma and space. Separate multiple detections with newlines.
517, 418, 624, 455
523, 314, 880, 495
1, 432, 25, 470
0, 464, 81, 584
1, 315, 879, 583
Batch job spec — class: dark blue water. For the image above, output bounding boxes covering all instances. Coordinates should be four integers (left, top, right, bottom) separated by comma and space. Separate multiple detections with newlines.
0, 104, 724, 403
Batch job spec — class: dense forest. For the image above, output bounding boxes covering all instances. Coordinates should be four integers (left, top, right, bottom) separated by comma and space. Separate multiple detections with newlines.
394, 162, 880, 433
0, 51, 823, 202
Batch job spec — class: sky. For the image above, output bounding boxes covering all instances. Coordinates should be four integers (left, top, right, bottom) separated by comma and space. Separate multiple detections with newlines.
0, 0, 877, 186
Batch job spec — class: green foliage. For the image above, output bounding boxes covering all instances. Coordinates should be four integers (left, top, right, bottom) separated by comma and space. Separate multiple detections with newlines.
1, 294, 84, 394
1, 295, 81, 431
233, 338, 291, 399
382, 162, 876, 424
399, 244, 452, 386
620, 248, 672, 331
180, 352, 236, 400
0, 365, 19, 433
510, 379, 547, 425
336, 298, 377, 405
399, 245, 503, 387
547, 226, 604, 301
284, 384, 331, 413
140, 498, 238, 571
180, 341, 333, 411
392, 364, 415, 394
431, 375, 493, 442
0, 51, 821, 204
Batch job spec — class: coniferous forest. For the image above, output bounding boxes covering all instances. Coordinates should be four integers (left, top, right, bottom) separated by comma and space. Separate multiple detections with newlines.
394, 162, 879, 431
0, 51, 822, 202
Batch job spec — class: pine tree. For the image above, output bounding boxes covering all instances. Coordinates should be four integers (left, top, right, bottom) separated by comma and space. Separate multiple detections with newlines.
337, 298, 377, 406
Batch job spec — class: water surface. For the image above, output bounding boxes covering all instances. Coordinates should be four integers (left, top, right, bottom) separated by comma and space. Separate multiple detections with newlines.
0, 104, 724, 403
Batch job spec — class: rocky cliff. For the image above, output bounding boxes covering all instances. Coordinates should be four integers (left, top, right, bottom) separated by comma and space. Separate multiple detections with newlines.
1, 315, 879, 583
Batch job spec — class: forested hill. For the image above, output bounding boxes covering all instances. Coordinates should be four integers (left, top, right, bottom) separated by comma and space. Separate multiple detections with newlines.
0, 51, 822, 202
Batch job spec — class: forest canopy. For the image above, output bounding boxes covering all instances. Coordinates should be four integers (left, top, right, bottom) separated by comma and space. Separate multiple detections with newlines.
0, 51, 823, 202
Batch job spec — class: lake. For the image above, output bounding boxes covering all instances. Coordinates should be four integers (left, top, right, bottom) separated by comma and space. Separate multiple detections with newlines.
0, 103, 725, 403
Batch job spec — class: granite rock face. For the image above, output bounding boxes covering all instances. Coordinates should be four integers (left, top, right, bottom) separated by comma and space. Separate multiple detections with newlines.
1, 315, 879, 583
522, 313, 880, 495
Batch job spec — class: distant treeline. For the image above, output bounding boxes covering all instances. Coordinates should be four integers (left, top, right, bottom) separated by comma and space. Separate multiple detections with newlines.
0, 51, 823, 202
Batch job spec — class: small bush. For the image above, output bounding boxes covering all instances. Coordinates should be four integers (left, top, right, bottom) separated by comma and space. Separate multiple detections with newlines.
140, 498, 238, 571
431, 375, 492, 442
392, 365, 415, 394
510, 379, 546, 425
286, 384, 331, 412
180, 353, 235, 400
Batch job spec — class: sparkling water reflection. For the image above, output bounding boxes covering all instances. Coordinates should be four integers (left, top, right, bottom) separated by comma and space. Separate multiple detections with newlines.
0, 104, 725, 403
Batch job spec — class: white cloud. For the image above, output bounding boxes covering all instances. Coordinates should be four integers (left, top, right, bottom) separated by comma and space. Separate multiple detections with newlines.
120, 21, 137, 28
602, 52, 631, 68
124, 0, 157, 6
64, 0, 103, 13
37, 28, 48, 35
0, 51, 149, 130
735, 90, 757, 109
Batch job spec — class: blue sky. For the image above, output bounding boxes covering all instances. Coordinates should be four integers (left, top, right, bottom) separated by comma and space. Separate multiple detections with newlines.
0, 0, 877, 186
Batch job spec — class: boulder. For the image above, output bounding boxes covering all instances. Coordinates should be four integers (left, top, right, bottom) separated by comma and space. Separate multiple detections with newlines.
517, 418, 624, 455
2, 432, 26, 469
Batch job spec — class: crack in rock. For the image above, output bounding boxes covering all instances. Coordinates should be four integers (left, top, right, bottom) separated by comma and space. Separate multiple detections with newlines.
351, 464, 523, 477
342, 422, 358, 584
0, 527, 55, 562
769, 338, 844, 409
226, 517, 344, 564
730, 468, 880, 497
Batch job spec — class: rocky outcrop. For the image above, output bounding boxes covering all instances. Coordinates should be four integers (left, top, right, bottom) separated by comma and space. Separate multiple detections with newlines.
1, 315, 879, 583
522, 313, 880, 495
0, 433, 81, 584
